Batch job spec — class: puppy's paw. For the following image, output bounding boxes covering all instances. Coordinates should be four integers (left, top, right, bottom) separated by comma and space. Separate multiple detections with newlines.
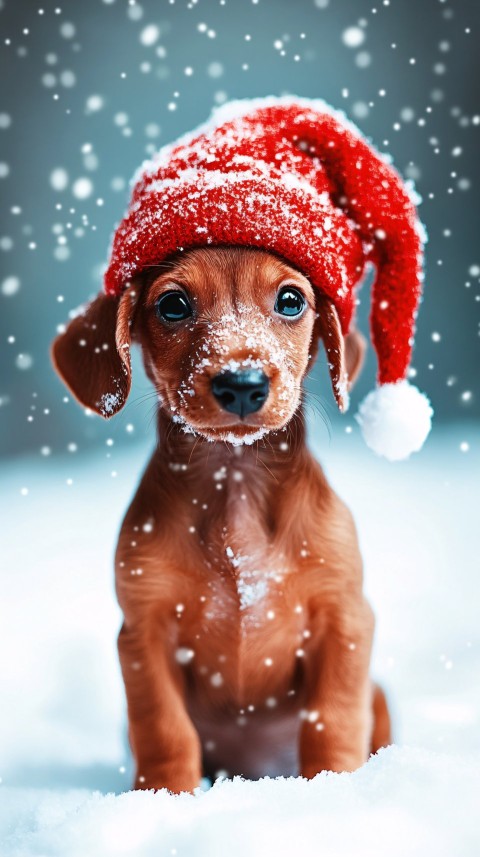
134, 763, 201, 794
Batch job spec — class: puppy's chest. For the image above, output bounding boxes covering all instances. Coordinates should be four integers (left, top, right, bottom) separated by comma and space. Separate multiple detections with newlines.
182, 503, 307, 680
202, 481, 288, 626
184, 547, 305, 703
203, 539, 286, 629
173, 466, 314, 700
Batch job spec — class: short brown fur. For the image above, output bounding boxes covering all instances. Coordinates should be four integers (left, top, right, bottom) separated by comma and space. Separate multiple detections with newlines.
52, 246, 390, 792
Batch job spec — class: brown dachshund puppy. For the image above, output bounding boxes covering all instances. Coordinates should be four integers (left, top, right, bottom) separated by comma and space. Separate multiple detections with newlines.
52, 246, 391, 793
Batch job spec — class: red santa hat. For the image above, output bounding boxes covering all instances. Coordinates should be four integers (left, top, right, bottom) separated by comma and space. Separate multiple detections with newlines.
104, 96, 432, 461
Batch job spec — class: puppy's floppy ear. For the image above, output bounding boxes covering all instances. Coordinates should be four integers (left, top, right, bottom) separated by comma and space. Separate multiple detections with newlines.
51, 288, 137, 418
316, 298, 366, 412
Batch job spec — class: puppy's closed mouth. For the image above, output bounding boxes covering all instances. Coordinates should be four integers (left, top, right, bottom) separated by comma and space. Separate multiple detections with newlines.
215, 426, 270, 446
171, 410, 271, 445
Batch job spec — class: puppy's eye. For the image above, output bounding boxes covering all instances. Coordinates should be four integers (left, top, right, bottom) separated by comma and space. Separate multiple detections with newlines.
155, 290, 192, 323
274, 286, 306, 318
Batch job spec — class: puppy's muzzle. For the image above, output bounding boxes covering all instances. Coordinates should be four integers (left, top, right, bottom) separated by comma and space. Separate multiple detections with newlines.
211, 369, 269, 418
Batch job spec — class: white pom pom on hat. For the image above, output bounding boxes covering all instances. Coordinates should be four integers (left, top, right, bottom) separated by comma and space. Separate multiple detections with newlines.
355, 380, 433, 462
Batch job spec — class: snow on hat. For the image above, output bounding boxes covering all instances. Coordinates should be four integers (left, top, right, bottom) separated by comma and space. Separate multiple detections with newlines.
104, 96, 432, 461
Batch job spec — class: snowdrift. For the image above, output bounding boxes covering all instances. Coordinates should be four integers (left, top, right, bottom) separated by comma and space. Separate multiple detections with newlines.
1, 746, 478, 857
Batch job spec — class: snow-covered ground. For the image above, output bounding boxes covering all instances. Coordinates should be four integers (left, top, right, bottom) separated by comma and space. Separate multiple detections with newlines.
1, 422, 479, 856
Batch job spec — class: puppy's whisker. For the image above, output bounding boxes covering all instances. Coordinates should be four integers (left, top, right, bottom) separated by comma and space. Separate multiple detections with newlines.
264, 434, 279, 463
146, 401, 161, 431
129, 390, 163, 410
288, 410, 300, 450
302, 402, 332, 442
256, 455, 279, 484
303, 388, 331, 411
187, 434, 204, 466
293, 386, 332, 439
165, 414, 179, 448
304, 393, 332, 427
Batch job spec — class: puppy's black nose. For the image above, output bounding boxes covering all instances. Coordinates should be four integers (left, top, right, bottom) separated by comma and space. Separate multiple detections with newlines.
211, 369, 269, 418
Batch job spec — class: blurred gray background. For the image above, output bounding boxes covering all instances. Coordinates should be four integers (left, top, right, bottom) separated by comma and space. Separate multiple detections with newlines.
1, 0, 479, 458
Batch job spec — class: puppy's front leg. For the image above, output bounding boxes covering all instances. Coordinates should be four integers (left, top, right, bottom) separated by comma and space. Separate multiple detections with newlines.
118, 622, 201, 793
299, 598, 374, 776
